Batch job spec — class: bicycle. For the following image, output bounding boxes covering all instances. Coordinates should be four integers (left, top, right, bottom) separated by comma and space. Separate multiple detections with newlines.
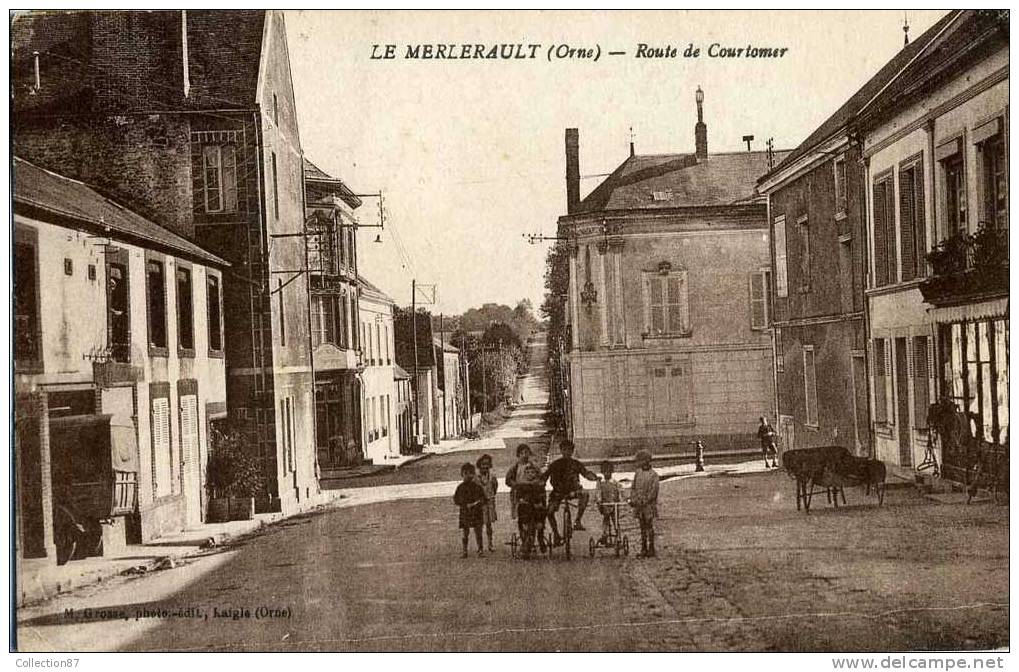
548, 493, 583, 559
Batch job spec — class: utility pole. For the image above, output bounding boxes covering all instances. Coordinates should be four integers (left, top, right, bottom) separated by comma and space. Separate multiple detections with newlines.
440, 313, 447, 440
411, 279, 419, 445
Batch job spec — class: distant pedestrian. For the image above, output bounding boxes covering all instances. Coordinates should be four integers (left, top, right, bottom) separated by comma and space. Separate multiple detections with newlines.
475, 453, 498, 552
629, 450, 659, 558
453, 463, 486, 558
757, 416, 779, 468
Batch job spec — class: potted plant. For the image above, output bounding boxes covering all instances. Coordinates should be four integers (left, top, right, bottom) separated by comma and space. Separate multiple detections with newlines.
206, 423, 267, 522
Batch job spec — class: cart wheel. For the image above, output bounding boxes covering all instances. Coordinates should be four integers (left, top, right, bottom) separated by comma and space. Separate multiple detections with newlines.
589, 538, 596, 557
623, 536, 629, 556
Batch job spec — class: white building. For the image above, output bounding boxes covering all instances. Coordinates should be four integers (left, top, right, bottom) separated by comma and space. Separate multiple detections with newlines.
357, 276, 399, 463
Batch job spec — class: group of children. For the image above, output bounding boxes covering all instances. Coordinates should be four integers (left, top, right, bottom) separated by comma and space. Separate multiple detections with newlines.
452, 441, 661, 559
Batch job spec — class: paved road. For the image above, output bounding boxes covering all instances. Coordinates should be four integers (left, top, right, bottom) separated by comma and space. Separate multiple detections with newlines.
17, 469, 1008, 652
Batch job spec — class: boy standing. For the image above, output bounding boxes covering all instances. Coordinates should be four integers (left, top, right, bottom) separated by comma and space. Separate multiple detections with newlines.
475, 454, 498, 552
453, 463, 486, 558
629, 450, 660, 558
757, 416, 779, 468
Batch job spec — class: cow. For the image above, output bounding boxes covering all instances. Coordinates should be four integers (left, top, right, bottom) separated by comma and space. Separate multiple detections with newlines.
819, 455, 887, 506
782, 445, 852, 512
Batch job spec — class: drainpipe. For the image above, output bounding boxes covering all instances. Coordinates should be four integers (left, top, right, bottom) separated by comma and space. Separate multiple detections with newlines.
859, 140, 875, 459
766, 193, 781, 435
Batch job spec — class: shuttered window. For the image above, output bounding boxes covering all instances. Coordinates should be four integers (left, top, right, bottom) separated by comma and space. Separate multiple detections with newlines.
152, 395, 171, 499
645, 272, 689, 336
774, 216, 788, 297
873, 339, 888, 424
803, 346, 818, 427
899, 165, 917, 281
797, 217, 811, 292
749, 270, 770, 329
873, 178, 896, 286
912, 336, 931, 428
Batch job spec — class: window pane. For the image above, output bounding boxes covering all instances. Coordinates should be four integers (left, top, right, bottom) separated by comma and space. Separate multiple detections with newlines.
177, 269, 194, 350
222, 145, 238, 212
14, 241, 39, 363
649, 277, 664, 306
651, 306, 664, 334
207, 276, 222, 351
147, 261, 167, 348
203, 146, 222, 212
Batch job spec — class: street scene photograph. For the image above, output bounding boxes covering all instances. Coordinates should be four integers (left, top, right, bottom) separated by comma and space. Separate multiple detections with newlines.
8, 8, 1010, 658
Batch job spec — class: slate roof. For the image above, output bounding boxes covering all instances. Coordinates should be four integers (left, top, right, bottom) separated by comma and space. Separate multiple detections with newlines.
432, 336, 460, 354
577, 150, 789, 213
760, 10, 959, 184
11, 10, 266, 114
14, 157, 227, 266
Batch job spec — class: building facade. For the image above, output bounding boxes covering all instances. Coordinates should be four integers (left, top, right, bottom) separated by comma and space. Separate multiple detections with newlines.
395, 310, 439, 447
14, 158, 228, 562
856, 10, 1008, 476
434, 337, 465, 440
358, 277, 399, 463
13, 10, 319, 513
306, 160, 364, 470
557, 92, 786, 458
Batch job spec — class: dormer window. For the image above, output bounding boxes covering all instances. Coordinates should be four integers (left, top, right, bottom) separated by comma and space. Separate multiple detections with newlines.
202, 145, 238, 213
651, 190, 673, 202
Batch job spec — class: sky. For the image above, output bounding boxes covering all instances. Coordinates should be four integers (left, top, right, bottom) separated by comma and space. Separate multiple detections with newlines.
285, 10, 947, 315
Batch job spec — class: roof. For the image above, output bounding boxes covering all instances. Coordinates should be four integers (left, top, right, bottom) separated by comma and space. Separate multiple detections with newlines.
432, 336, 460, 354
12, 10, 267, 114
357, 275, 394, 304
577, 150, 789, 213
393, 364, 411, 381
13, 157, 227, 266
760, 10, 959, 184
304, 158, 362, 209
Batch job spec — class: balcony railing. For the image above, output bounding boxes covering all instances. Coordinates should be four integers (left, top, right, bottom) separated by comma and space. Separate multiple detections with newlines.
920, 223, 1008, 306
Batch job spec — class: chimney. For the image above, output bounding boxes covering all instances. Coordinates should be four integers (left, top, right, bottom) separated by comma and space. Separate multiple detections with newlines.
565, 128, 580, 215
181, 11, 191, 98
694, 86, 708, 159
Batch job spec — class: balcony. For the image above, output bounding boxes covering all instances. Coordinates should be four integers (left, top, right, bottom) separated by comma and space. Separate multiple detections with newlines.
919, 223, 1008, 307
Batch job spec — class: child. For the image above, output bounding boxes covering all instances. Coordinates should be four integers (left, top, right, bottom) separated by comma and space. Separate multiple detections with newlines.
595, 460, 621, 546
453, 462, 486, 558
514, 462, 548, 556
475, 454, 498, 552
629, 450, 660, 558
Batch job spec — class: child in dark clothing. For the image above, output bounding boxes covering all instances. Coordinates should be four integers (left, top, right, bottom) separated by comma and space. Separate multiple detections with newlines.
453, 463, 486, 558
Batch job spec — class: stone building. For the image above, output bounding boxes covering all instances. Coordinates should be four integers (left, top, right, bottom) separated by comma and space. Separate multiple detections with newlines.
856, 10, 1008, 477
434, 336, 465, 440
13, 10, 319, 513
14, 157, 228, 561
557, 91, 788, 458
358, 276, 399, 463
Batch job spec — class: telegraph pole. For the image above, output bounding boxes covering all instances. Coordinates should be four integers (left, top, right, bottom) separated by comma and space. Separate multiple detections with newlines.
411, 279, 419, 444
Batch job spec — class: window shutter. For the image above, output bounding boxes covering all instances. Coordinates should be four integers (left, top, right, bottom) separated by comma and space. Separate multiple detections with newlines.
899, 166, 916, 281
873, 181, 889, 286
885, 182, 898, 285
749, 272, 766, 329
914, 160, 927, 278
803, 348, 818, 426
666, 275, 684, 333
152, 396, 171, 499
774, 216, 788, 297
913, 336, 930, 428
873, 339, 887, 423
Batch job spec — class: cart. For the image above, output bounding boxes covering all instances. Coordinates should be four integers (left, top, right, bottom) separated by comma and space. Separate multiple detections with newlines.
588, 501, 630, 557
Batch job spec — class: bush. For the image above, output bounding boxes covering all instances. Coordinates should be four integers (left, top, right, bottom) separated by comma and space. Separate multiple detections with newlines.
206, 422, 268, 499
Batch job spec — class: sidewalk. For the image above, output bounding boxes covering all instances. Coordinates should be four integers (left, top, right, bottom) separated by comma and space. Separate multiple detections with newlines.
16, 489, 343, 608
